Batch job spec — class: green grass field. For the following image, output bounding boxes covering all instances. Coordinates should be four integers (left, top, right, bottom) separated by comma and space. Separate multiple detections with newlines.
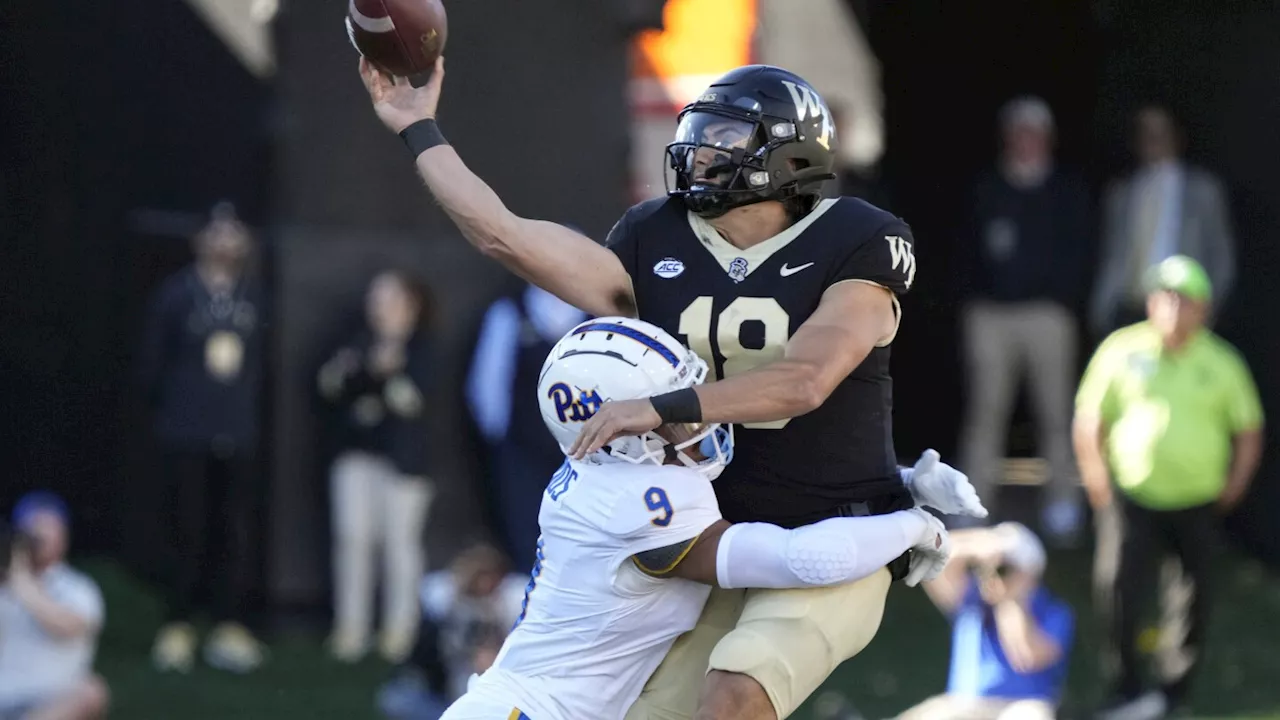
88, 548, 1280, 719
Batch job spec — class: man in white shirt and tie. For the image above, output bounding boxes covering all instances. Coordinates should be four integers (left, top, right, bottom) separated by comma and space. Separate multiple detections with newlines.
1090, 104, 1236, 337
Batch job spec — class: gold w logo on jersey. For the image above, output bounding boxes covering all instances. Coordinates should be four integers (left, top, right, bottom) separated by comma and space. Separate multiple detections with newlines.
885, 235, 917, 289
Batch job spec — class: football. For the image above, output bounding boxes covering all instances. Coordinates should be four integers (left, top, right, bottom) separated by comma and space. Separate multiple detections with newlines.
346, 0, 448, 78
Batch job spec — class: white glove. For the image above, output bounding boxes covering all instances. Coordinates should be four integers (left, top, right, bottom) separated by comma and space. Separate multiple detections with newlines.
903, 508, 952, 587
901, 449, 989, 519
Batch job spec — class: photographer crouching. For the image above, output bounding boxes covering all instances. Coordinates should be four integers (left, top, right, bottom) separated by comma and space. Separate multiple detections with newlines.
898, 523, 1074, 720
0, 492, 107, 720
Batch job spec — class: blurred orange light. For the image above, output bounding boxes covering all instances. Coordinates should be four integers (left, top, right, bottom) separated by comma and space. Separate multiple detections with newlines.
631, 0, 756, 110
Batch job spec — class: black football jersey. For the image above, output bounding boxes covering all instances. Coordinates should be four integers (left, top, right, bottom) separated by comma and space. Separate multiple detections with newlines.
606, 196, 917, 527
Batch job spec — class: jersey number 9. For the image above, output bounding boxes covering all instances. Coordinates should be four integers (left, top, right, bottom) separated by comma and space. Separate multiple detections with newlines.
678, 296, 792, 429
645, 487, 673, 527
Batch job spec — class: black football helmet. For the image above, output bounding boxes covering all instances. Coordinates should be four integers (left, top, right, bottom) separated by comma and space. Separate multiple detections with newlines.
665, 65, 838, 218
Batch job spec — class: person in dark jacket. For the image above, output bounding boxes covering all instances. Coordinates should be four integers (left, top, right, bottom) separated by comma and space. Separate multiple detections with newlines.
957, 97, 1092, 545
464, 281, 586, 571
138, 202, 268, 674
319, 270, 437, 664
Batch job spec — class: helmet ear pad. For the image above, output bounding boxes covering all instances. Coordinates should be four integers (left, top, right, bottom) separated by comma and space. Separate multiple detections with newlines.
762, 136, 834, 200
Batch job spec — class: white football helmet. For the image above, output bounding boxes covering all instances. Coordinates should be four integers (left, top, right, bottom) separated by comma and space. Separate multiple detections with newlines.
537, 316, 734, 480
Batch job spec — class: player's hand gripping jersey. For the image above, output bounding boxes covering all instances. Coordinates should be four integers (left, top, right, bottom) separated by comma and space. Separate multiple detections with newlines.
440, 318, 952, 720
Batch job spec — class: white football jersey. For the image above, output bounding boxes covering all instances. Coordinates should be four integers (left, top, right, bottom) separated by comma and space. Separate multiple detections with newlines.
451, 458, 722, 720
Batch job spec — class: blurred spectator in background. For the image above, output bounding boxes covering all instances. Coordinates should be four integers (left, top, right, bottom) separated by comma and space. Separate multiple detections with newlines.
465, 282, 586, 571
0, 492, 108, 720
957, 97, 1090, 544
376, 543, 525, 720
828, 101, 892, 210
137, 202, 268, 674
1075, 255, 1263, 720
318, 270, 438, 665
1090, 105, 1236, 338
901, 522, 1073, 720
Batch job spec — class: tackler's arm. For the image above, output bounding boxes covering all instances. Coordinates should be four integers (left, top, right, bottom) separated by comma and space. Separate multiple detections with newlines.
631, 509, 945, 589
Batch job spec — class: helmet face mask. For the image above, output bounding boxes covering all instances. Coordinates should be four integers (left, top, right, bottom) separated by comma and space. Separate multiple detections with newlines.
665, 111, 771, 216
665, 65, 838, 218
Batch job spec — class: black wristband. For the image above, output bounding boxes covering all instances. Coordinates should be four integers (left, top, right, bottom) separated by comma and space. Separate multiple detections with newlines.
399, 118, 448, 158
650, 388, 702, 425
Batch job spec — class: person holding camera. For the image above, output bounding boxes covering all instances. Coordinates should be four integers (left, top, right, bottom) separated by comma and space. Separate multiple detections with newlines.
898, 522, 1074, 720
376, 543, 526, 719
318, 270, 438, 664
0, 492, 108, 720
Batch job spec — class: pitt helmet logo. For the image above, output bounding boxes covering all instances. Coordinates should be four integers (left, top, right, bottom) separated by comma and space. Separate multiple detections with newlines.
548, 382, 605, 423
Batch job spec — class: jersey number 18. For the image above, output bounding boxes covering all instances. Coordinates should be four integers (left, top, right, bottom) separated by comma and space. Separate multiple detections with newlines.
678, 296, 792, 430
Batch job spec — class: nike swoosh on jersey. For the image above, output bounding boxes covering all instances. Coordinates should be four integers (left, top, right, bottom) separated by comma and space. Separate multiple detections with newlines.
779, 262, 815, 277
